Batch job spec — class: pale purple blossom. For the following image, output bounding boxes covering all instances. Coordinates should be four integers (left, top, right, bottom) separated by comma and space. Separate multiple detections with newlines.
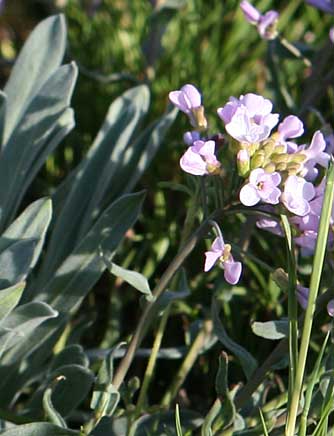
204, 236, 242, 285
218, 93, 279, 144
277, 115, 304, 153
327, 299, 334, 316
169, 84, 207, 129
298, 131, 330, 181
297, 286, 334, 317
256, 218, 283, 236
330, 27, 334, 43
240, 1, 279, 40
297, 285, 309, 310
180, 140, 220, 176
282, 175, 315, 216
183, 131, 201, 146
240, 168, 281, 206
169, 84, 201, 114
294, 230, 318, 256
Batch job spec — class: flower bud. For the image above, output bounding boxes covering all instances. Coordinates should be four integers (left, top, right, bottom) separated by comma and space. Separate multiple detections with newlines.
273, 145, 286, 154
190, 106, 208, 130
262, 141, 276, 157
276, 162, 287, 171
290, 153, 306, 164
286, 162, 301, 174
237, 149, 250, 177
272, 268, 288, 291
271, 153, 290, 164
263, 163, 276, 173
250, 150, 265, 169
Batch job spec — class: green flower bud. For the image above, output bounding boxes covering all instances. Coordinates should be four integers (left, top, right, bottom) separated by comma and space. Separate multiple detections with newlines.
276, 162, 287, 171
250, 150, 265, 169
263, 163, 276, 173
290, 153, 306, 164
237, 149, 250, 177
271, 153, 290, 164
273, 145, 286, 154
286, 162, 301, 175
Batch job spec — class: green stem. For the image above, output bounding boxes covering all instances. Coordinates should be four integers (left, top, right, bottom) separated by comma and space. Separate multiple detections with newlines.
161, 320, 213, 407
278, 36, 311, 67
299, 333, 329, 436
134, 304, 172, 417
286, 161, 334, 436
112, 210, 223, 390
281, 215, 299, 407
234, 287, 334, 410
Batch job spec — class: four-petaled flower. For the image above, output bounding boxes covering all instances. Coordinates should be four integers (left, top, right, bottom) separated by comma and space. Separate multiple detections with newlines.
240, 1, 279, 40
169, 84, 207, 129
204, 236, 242, 285
217, 93, 279, 144
180, 140, 221, 176
277, 115, 304, 153
240, 168, 281, 206
282, 175, 315, 216
298, 131, 330, 181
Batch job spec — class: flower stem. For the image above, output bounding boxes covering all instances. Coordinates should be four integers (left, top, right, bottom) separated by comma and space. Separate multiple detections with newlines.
134, 303, 172, 417
278, 36, 311, 67
161, 319, 213, 407
286, 160, 334, 436
112, 210, 222, 390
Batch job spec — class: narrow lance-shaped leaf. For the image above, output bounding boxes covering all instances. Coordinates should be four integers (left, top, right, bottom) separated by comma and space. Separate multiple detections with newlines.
3, 14, 67, 143
40, 86, 150, 281
0, 63, 77, 228
0, 423, 78, 436
212, 298, 257, 380
0, 192, 145, 393
0, 282, 25, 322
104, 259, 153, 300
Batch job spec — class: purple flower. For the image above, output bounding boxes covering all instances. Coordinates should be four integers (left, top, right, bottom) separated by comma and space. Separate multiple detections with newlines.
169, 84, 207, 129
240, 1, 279, 40
297, 287, 334, 317
277, 115, 304, 153
282, 175, 315, 216
240, 168, 281, 206
294, 230, 318, 256
306, 0, 334, 14
327, 299, 334, 317
217, 93, 279, 144
183, 131, 201, 146
330, 27, 334, 43
256, 218, 283, 236
297, 285, 309, 310
298, 131, 330, 181
180, 140, 220, 176
204, 236, 242, 285
240, 1, 261, 23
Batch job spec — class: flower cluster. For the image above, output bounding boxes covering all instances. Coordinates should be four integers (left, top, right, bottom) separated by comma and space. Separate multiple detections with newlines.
169, 83, 332, 286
